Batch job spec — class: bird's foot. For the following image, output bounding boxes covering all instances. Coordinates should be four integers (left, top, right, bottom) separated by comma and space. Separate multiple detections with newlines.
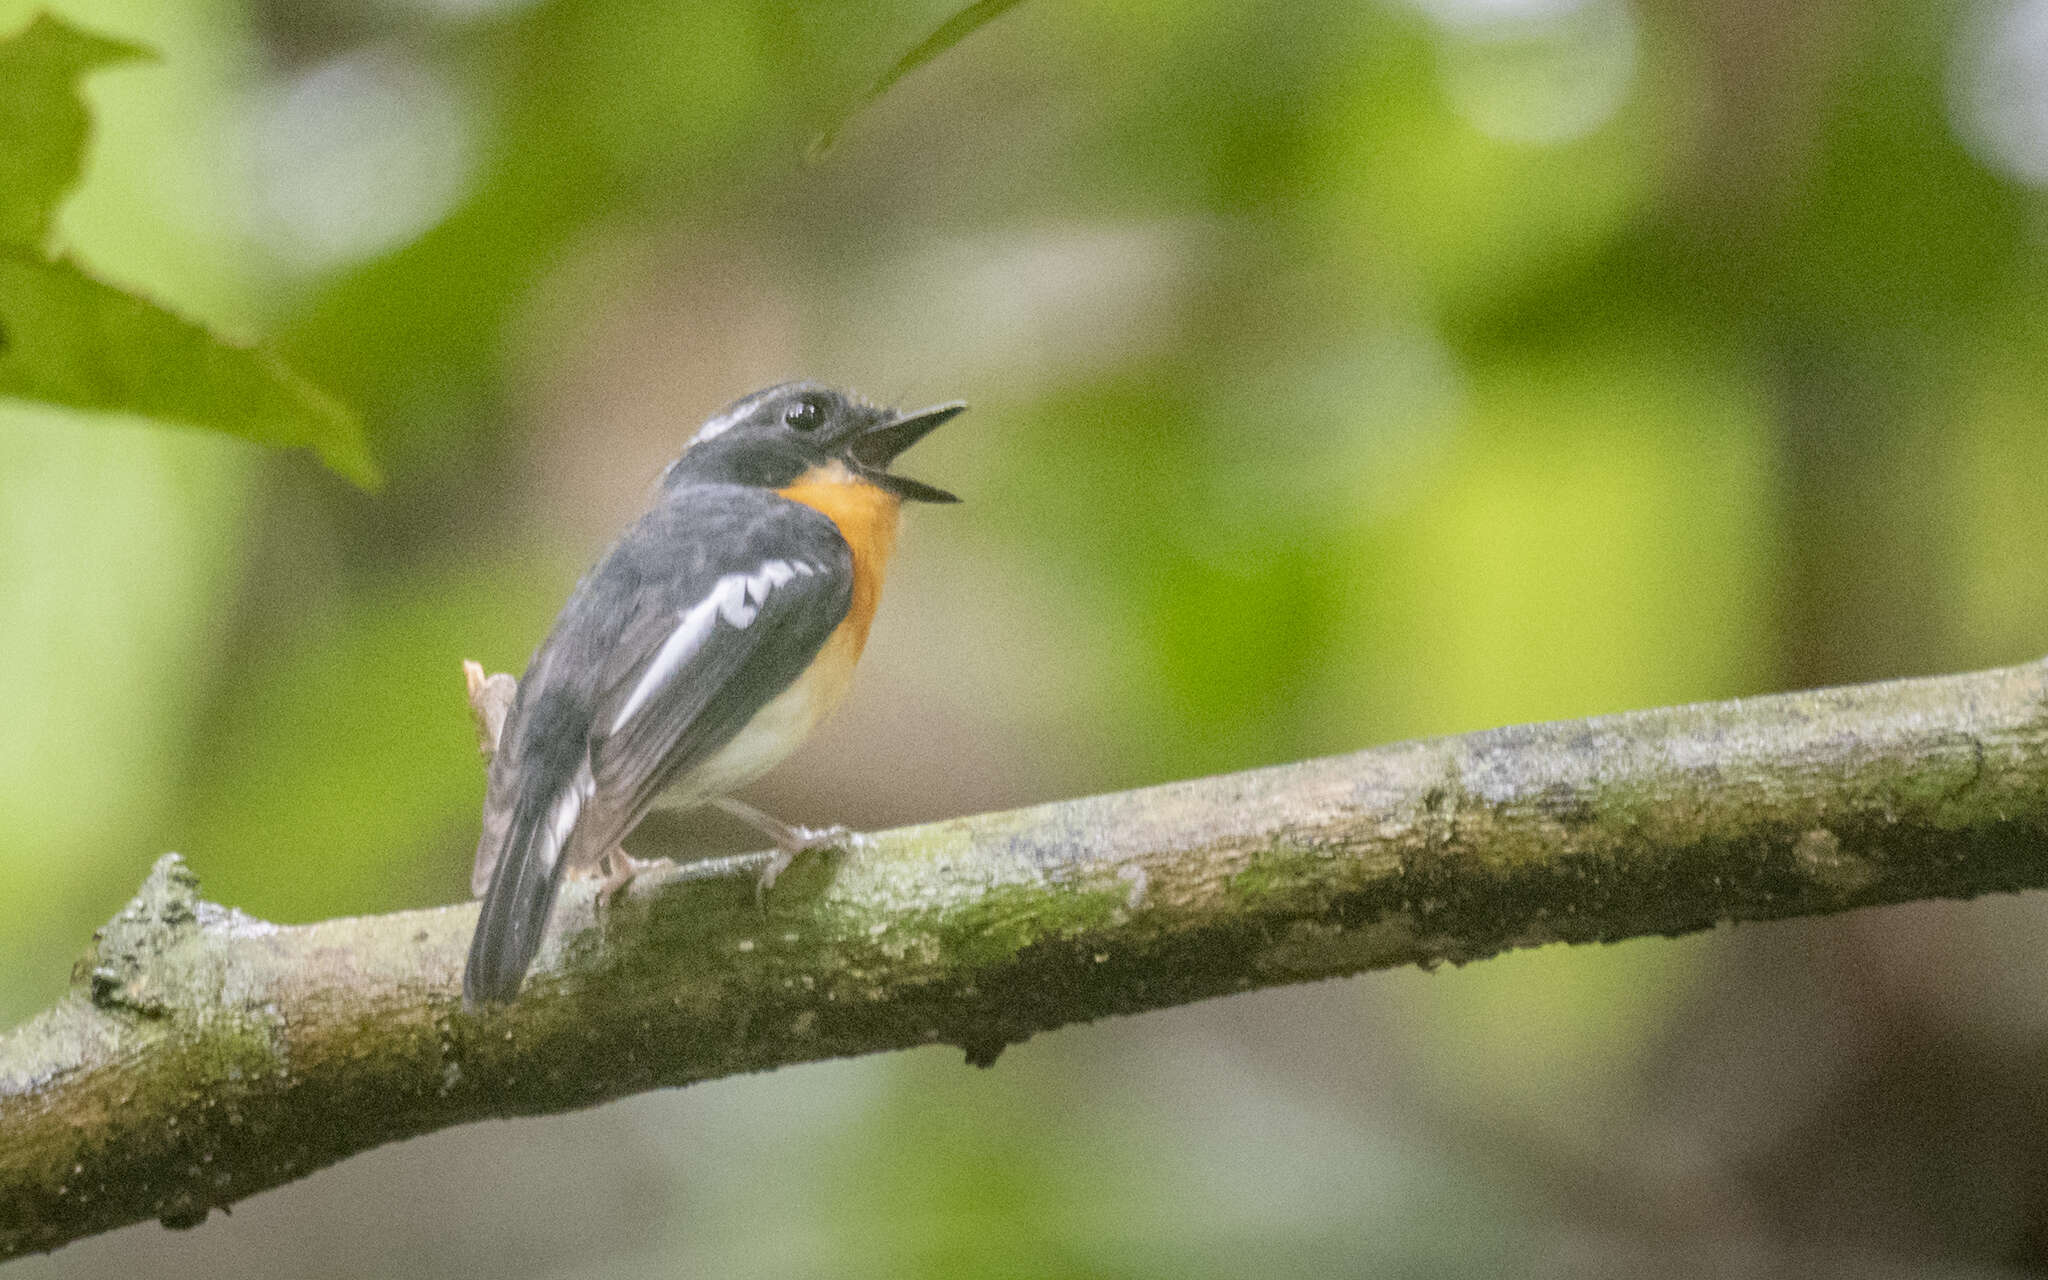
712, 797, 869, 904
755, 826, 874, 902
595, 847, 677, 912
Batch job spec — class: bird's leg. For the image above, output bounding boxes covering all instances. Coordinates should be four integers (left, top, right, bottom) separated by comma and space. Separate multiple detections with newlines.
593, 846, 677, 911
712, 796, 867, 902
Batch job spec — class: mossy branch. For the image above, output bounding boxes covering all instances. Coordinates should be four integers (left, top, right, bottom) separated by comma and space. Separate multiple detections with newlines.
6, 658, 2048, 1258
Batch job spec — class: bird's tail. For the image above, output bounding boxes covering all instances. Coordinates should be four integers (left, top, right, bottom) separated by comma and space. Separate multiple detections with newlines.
464, 772, 589, 1007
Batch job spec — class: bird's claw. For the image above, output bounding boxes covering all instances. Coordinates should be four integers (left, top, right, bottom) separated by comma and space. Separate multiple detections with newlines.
754, 828, 869, 906
785, 823, 861, 853
596, 848, 676, 913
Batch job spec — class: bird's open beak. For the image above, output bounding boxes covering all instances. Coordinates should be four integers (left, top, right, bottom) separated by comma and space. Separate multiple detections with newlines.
851, 400, 966, 503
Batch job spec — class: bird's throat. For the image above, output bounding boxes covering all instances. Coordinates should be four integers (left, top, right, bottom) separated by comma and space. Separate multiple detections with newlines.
777, 461, 900, 654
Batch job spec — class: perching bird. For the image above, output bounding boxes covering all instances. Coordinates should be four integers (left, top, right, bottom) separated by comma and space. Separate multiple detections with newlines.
463, 382, 963, 1006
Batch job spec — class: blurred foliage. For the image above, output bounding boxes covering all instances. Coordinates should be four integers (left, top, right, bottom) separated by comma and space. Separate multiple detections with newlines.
808, 0, 1028, 158
5, 0, 2048, 1274
0, 13, 146, 245
0, 12, 374, 483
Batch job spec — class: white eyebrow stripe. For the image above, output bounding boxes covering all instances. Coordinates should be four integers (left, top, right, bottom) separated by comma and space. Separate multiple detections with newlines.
690, 392, 771, 445
608, 561, 804, 734
691, 412, 742, 444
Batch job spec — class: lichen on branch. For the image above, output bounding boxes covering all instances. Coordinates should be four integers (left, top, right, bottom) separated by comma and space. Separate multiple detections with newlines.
4, 657, 2048, 1259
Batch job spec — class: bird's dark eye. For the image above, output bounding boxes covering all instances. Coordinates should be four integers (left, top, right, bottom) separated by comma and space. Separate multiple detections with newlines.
783, 398, 823, 431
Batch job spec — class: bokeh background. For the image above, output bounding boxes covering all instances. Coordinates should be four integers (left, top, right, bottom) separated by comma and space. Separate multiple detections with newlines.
6, 0, 2048, 1274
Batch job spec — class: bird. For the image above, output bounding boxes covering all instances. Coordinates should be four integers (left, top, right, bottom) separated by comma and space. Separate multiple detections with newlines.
463, 381, 964, 1006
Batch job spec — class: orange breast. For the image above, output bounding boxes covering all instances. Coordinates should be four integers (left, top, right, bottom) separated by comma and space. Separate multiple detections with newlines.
777, 462, 901, 660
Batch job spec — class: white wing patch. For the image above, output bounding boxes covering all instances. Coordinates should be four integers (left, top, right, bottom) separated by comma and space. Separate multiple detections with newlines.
536, 766, 595, 873
607, 560, 821, 734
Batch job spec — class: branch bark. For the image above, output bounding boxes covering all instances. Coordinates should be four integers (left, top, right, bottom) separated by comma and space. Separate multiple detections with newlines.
6, 659, 2048, 1258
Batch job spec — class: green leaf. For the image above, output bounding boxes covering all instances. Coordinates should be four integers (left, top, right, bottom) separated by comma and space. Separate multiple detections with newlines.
809, 0, 1031, 159
0, 12, 378, 487
0, 13, 148, 250
0, 250, 377, 486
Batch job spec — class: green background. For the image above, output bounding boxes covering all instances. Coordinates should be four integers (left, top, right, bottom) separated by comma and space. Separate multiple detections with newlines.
6, 0, 2048, 1274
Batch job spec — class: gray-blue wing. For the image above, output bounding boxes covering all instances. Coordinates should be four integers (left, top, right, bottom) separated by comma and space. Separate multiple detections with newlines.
464, 491, 852, 1005
576, 542, 853, 857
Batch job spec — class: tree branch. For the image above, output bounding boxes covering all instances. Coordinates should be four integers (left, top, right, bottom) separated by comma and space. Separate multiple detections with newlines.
6, 658, 2048, 1258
